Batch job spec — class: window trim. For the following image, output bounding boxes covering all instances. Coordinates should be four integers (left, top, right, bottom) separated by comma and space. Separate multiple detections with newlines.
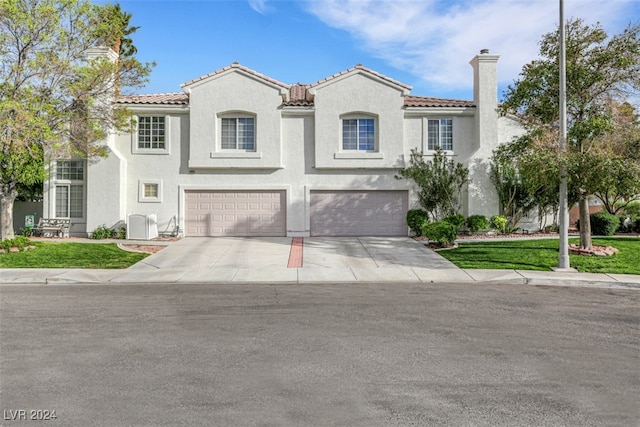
218, 113, 257, 152
138, 179, 163, 203
425, 118, 454, 152
132, 115, 171, 155
340, 114, 378, 153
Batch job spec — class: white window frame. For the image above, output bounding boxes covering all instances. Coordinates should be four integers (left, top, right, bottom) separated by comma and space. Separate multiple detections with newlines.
138, 179, 163, 203
341, 115, 377, 152
219, 114, 256, 152
132, 115, 170, 154
54, 160, 85, 219
426, 118, 453, 152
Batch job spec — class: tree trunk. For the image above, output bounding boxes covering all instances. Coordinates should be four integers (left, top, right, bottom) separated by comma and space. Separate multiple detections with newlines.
1, 187, 17, 240
578, 195, 592, 250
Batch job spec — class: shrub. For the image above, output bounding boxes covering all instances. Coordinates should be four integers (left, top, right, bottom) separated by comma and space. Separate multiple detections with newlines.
422, 221, 458, 245
12, 236, 30, 251
635, 217, 640, 233
396, 148, 469, 221
407, 209, 429, 236
442, 214, 465, 231
114, 225, 126, 240
617, 215, 638, 233
490, 215, 507, 234
622, 200, 640, 216
91, 224, 115, 240
466, 215, 489, 233
590, 211, 619, 236
0, 237, 31, 252
0, 239, 12, 252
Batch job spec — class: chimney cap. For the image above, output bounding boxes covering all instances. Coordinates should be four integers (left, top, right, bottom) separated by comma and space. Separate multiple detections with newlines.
480, 48, 490, 54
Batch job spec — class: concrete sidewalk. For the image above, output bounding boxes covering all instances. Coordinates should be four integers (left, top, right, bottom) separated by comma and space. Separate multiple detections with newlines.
1, 237, 639, 289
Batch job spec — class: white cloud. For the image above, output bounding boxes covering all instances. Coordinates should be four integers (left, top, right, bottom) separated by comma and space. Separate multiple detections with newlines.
304, 0, 637, 96
248, 0, 269, 14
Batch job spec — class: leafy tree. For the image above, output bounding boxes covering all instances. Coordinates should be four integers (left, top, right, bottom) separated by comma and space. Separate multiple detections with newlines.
489, 142, 536, 230
592, 102, 640, 214
499, 19, 640, 250
93, 2, 141, 95
0, 0, 152, 239
396, 147, 469, 221
94, 3, 139, 58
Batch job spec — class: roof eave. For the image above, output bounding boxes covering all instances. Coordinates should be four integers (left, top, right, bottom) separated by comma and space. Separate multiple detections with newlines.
404, 106, 476, 116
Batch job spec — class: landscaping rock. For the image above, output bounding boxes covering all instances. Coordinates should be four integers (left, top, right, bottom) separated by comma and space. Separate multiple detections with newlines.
569, 244, 619, 257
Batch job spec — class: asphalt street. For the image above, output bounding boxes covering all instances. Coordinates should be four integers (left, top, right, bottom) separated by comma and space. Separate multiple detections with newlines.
1, 281, 638, 426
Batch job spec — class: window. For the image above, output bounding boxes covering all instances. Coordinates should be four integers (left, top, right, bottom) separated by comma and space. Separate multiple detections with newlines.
427, 119, 453, 151
221, 117, 255, 151
138, 116, 166, 150
138, 180, 162, 203
55, 160, 84, 218
56, 160, 84, 180
56, 185, 83, 218
144, 184, 158, 198
343, 118, 375, 151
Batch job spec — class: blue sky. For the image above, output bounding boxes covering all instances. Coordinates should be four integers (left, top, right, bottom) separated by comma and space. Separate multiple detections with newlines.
108, 0, 640, 101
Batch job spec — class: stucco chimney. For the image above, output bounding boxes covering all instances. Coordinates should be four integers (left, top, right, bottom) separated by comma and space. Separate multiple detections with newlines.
85, 45, 118, 63
466, 49, 501, 219
469, 49, 500, 150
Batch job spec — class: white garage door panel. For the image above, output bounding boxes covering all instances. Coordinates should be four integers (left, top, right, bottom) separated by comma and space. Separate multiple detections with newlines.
185, 191, 286, 237
310, 190, 408, 236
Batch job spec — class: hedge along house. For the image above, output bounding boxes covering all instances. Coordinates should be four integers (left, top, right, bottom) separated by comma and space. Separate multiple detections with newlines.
42, 48, 524, 238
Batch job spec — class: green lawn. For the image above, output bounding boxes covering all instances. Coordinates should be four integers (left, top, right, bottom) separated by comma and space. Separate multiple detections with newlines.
438, 237, 640, 274
0, 242, 148, 269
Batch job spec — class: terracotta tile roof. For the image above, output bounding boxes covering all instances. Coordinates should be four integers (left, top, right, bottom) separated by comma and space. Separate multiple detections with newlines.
181, 62, 289, 89
283, 84, 313, 106
308, 64, 412, 91
404, 96, 475, 108
115, 66, 474, 110
116, 92, 189, 105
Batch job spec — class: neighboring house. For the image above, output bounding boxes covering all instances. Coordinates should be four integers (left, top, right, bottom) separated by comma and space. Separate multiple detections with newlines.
42, 48, 524, 237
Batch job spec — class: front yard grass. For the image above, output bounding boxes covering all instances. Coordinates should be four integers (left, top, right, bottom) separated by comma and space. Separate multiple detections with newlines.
437, 237, 640, 275
0, 242, 148, 269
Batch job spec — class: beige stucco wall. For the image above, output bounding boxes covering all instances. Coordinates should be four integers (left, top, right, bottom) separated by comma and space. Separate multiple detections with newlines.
186, 70, 286, 170
312, 72, 406, 169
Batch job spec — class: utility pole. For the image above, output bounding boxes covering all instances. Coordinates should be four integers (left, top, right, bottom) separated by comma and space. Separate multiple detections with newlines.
557, 0, 570, 269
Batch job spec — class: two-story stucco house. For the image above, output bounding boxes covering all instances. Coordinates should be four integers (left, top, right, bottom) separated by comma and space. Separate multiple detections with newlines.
42, 48, 523, 238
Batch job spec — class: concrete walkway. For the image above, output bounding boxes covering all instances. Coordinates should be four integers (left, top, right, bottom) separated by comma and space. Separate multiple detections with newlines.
1, 237, 639, 289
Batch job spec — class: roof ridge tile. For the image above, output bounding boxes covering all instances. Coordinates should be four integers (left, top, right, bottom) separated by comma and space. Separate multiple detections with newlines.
181, 63, 290, 89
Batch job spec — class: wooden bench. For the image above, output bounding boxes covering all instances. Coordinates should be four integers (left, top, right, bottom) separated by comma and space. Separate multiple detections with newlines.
32, 218, 71, 238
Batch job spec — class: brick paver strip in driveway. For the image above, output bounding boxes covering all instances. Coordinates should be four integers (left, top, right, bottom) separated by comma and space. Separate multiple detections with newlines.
287, 237, 304, 268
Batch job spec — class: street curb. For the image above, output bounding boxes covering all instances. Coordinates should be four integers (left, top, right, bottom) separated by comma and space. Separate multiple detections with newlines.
2, 276, 640, 290
520, 278, 640, 290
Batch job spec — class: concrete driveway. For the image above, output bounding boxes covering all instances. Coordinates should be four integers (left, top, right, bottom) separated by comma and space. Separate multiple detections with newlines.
116, 236, 465, 284
131, 236, 457, 270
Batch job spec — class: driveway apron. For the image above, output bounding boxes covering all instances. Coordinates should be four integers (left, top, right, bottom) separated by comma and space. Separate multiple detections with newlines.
128, 236, 459, 271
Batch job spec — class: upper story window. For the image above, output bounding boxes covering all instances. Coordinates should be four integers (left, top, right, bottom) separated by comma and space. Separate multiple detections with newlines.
56, 160, 84, 180
427, 119, 453, 151
138, 116, 166, 150
342, 117, 375, 151
221, 117, 255, 151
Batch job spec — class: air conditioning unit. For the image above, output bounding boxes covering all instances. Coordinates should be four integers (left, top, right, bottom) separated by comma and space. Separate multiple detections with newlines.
127, 214, 159, 240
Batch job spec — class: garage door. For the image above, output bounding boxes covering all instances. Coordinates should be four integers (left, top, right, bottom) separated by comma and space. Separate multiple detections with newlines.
185, 190, 286, 237
310, 190, 408, 236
